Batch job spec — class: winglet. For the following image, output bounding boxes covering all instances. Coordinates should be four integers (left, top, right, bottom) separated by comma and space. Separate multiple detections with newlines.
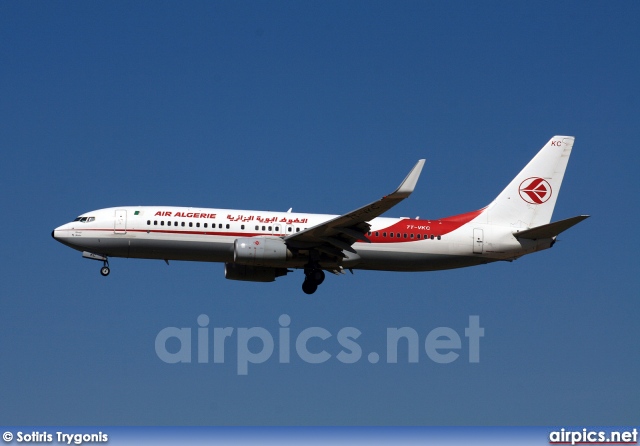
391, 159, 425, 198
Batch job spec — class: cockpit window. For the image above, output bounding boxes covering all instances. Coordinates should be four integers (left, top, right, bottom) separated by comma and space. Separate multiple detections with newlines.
73, 216, 95, 223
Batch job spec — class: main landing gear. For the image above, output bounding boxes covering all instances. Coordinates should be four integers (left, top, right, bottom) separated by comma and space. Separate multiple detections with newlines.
302, 266, 325, 295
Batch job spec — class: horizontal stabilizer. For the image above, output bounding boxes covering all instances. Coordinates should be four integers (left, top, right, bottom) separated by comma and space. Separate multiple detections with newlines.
513, 215, 589, 240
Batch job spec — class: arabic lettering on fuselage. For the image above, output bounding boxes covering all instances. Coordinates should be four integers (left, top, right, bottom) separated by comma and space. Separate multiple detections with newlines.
227, 214, 308, 224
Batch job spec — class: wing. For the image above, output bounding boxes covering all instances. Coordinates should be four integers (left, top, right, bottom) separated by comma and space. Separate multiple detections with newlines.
284, 160, 425, 257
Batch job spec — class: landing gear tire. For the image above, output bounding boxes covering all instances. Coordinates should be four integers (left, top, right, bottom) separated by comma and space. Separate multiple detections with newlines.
310, 269, 325, 285
302, 279, 318, 295
302, 266, 324, 294
100, 266, 110, 276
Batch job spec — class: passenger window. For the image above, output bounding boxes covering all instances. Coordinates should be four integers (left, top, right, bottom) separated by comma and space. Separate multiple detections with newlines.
430, 235, 434, 240
275, 226, 279, 232
181, 222, 185, 227
154, 221, 157, 225
189, 222, 193, 227
383, 232, 387, 237
268, 226, 272, 231
204, 223, 208, 228
375, 231, 379, 237
437, 236, 441, 240
296, 228, 300, 232
147, 220, 150, 225
174, 221, 177, 226
410, 234, 414, 239
161, 221, 164, 226
262, 226, 266, 231
417, 234, 421, 239
390, 233, 394, 238
219, 224, 222, 229
226, 224, 230, 229
196, 223, 200, 228
255, 225, 259, 230
403, 234, 407, 238
288, 227, 292, 232
241, 225, 245, 230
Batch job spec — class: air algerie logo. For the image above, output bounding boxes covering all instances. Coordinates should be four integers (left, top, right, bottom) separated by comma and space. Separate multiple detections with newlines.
519, 177, 552, 204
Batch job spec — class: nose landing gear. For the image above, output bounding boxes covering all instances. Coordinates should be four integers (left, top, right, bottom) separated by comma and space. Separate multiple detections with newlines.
82, 251, 110, 276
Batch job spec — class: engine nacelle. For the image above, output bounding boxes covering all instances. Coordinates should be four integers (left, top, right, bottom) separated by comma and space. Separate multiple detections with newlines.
224, 263, 287, 282
233, 237, 291, 267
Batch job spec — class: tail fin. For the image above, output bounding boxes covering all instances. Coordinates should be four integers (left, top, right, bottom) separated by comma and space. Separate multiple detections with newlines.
486, 136, 575, 229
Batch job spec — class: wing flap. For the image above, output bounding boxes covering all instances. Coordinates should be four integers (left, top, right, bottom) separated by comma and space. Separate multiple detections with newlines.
334, 227, 371, 243
319, 236, 358, 254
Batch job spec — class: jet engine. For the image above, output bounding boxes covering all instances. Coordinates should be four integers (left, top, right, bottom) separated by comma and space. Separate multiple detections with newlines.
233, 237, 292, 266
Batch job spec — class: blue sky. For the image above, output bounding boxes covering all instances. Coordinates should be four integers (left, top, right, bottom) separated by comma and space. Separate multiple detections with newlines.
1, 2, 638, 425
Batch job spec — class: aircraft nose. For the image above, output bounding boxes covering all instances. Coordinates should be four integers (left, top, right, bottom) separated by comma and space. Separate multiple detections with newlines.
52, 224, 75, 248
52, 225, 65, 241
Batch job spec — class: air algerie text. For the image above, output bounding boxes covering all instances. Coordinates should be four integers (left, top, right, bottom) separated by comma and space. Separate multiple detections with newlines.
155, 211, 217, 218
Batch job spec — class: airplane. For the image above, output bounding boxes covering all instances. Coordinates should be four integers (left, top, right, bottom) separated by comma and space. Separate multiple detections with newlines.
52, 136, 588, 294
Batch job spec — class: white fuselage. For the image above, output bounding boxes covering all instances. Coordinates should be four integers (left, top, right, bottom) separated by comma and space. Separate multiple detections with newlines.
52, 205, 549, 272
